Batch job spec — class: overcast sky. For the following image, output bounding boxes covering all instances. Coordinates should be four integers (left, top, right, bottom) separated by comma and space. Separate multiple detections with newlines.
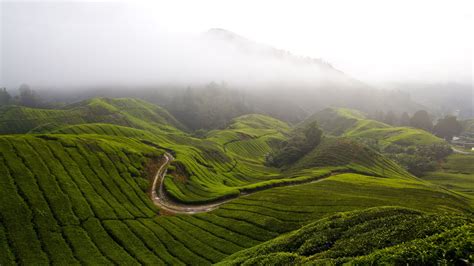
1, 0, 472, 88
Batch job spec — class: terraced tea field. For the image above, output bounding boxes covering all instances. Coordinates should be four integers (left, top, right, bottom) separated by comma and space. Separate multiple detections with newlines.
307, 107, 445, 148
0, 98, 472, 265
219, 206, 473, 265
422, 153, 474, 205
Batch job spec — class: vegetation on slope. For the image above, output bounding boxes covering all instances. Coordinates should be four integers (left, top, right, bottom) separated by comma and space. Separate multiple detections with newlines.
307, 107, 444, 147
0, 97, 472, 265
1, 138, 471, 265
0, 134, 162, 264
218, 207, 473, 265
291, 137, 412, 179
304, 108, 373, 136
0, 97, 184, 134
462, 118, 474, 134
305, 107, 452, 175
266, 121, 322, 168
0, 100, 455, 204
422, 153, 474, 205
0, 101, 296, 203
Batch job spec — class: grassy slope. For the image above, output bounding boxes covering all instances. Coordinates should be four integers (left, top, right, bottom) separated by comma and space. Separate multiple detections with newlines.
0, 97, 184, 134
0, 101, 301, 203
291, 137, 412, 179
0, 134, 162, 265
422, 153, 474, 205
462, 118, 474, 133
1, 134, 471, 264
218, 207, 473, 265
1, 99, 472, 265
307, 107, 444, 148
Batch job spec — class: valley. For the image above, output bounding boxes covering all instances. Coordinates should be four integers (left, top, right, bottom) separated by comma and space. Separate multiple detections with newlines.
0, 97, 472, 265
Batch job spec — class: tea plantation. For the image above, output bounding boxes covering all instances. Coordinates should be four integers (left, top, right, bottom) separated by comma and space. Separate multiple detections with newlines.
0, 98, 472, 265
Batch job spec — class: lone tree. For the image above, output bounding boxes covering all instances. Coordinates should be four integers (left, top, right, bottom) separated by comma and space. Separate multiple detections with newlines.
433, 116, 462, 140
410, 110, 433, 131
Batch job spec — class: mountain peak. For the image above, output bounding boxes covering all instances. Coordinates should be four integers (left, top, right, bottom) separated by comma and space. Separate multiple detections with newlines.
203, 28, 336, 71
206, 28, 245, 39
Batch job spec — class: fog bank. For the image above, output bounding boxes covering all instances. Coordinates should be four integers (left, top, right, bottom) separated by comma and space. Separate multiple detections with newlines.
1, 1, 472, 90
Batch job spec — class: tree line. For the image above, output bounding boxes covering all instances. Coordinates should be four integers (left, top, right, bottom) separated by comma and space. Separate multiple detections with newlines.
370, 109, 463, 141
0, 84, 44, 108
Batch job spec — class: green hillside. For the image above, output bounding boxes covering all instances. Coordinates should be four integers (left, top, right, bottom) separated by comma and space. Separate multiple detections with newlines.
0, 134, 162, 264
0, 98, 472, 265
305, 108, 451, 176
50, 123, 154, 138
422, 153, 474, 205
1, 133, 471, 264
0, 102, 302, 203
307, 107, 444, 148
219, 207, 473, 265
462, 119, 474, 133
291, 137, 413, 178
0, 97, 184, 134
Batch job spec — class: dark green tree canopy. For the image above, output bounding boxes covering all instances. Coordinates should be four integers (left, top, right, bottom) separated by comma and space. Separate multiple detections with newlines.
0, 88, 11, 105
266, 121, 323, 167
410, 110, 432, 131
384, 111, 397, 126
18, 84, 41, 108
433, 116, 462, 140
399, 112, 410, 126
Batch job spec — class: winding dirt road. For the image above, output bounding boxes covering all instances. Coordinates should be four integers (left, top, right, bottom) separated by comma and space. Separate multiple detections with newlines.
451, 146, 472, 155
151, 153, 232, 214
150, 153, 332, 214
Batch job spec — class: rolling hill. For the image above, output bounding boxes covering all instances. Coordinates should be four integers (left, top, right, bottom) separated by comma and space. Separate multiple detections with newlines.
305, 107, 444, 148
0, 97, 184, 134
219, 207, 473, 265
422, 153, 474, 206
0, 97, 472, 265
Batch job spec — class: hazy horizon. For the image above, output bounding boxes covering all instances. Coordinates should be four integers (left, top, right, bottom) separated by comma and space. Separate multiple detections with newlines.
1, 0, 472, 90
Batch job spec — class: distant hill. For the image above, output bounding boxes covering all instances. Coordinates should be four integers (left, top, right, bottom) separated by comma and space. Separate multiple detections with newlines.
386, 82, 474, 119
200, 29, 424, 117
291, 137, 412, 179
306, 107, 444, 148
204, 28, 340, 73
0, 97, 185, 134
28, 29, 425, 130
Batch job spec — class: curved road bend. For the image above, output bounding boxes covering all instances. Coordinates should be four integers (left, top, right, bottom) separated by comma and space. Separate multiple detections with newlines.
151, 153, 332, 214
451, 146, 472, 155
151, 153, 230, 214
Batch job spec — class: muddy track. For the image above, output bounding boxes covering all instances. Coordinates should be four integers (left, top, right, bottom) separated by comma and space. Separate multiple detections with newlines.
150, 152, 337, 214
451, 146, 472, 155
151, 153, 231, 214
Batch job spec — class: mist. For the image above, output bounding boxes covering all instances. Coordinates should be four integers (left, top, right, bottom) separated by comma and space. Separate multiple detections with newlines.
1, 1, 472, 91
1, 1, 354, 91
